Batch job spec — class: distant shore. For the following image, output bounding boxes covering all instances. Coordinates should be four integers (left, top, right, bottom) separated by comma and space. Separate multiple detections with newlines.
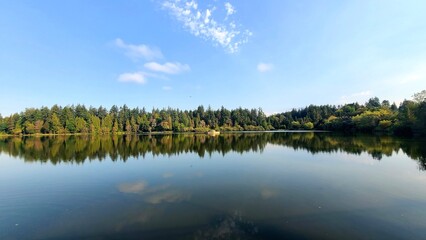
1, 92, 425, 137
0, 129, 380, 138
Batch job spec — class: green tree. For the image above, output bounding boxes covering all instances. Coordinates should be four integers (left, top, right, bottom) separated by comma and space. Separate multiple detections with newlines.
412, 90, 426, 103
7, 116, 15, 134
378, 120, 392, 130
24, 121, 36, 134
291, 121, 301, 129
131, 116, 138, 134
101, 114, 113, 134
303, 122, 314, 130
352, 111, 380, 131
366, 97, 381, 109
51, 113, 63, 134
112, 120, 119, 134
90, 115, 101, 134
138, 115, 150, 132
34, 120, 43, 134
125, 119, 132, 133
0, 120, 7, 133
66, 119, 76, 133
75, 117, 88, 133
13, 122, 23, 135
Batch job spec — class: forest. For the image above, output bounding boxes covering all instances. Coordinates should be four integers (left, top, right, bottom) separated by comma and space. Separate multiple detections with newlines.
0, 90, 425, 136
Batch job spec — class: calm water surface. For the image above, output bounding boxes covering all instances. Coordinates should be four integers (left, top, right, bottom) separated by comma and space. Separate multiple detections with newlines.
1, 132, 426, 239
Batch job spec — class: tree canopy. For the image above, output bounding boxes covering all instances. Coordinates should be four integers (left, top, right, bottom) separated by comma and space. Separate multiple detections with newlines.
0, 90, 425, 136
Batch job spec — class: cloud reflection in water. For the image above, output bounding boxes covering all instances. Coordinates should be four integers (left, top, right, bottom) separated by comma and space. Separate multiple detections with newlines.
118, 181, 190, 204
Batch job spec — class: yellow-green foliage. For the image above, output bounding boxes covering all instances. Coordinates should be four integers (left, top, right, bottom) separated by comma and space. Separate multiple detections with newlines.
352, 109, 395, 130
291, 121, 301, 129
379, 120, 392, 129
303, 122, 314, 130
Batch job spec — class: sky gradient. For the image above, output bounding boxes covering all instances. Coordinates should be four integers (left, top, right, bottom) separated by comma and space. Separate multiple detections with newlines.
1, 0, 426, 116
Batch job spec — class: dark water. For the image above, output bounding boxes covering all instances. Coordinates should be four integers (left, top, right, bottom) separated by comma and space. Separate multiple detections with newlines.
1, 132, 426, 239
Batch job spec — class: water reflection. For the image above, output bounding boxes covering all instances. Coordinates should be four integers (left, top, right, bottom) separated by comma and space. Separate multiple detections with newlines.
2, 132, 426, 240
118, 181, 191, 204
0, 132, 425, 169
192, 211, 259, 240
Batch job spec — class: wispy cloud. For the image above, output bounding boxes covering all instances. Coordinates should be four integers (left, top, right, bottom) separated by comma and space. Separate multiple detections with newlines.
115, 38, 189, 85
257, 62, 274, 72
144, 62, 190, 74
224, 2, 235, 17
162, 0, 252, 53
117, 72, 147, 84
115, 38, 163, 60
340, 90, 372, 104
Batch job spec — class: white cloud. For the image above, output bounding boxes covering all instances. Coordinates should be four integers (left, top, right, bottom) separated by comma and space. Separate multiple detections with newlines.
257, 62, 274, 72
115, 39, 189, 85
115, 38, 163, 60
340, 90, 372, 104
162, 86, 172, 91
224, 2, 235, 16
204, 9, 211, 24
144, 62, 190, 74
162, 0, 252, 53
117, 72, 147, 84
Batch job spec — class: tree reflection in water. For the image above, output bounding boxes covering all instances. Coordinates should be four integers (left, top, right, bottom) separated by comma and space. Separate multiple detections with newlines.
0, 132, 425, 170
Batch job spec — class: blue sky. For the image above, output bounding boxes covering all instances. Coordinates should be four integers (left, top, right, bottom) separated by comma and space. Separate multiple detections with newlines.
1, 0, 426, 116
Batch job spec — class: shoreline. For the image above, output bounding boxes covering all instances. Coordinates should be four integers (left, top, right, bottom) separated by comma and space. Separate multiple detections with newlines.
0, 129, 414, 138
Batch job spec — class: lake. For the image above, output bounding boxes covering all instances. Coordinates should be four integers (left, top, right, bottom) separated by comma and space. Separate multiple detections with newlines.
1, 132, 426, 239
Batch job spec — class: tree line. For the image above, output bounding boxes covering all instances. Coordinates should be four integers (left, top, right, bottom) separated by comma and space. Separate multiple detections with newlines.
0, 90, 425, 136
